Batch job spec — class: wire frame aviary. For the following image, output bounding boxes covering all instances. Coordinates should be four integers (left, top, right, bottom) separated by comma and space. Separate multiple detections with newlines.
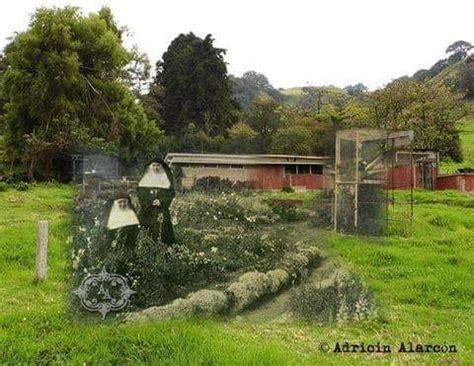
333, 128, 415, 235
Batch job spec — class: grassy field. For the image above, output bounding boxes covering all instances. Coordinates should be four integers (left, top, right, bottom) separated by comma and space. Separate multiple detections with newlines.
0, 185, 473, 364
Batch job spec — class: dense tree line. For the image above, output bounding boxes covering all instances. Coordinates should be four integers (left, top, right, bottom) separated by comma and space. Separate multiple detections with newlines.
0, 6, 470, 181
1, 7, 163, 180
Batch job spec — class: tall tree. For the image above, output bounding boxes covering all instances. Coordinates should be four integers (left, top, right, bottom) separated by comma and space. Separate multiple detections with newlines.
231, 71, 284, 111
247, 95, 282, 153
270, 125, 313, 156
446, 40, 473, 59
2, 6, 163, 180
153, 33, 239, 137
227, 122, 257, 154
371, 79, 464, 161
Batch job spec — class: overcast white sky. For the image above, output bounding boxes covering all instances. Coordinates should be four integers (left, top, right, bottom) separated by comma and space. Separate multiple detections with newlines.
2, 0, 473, 90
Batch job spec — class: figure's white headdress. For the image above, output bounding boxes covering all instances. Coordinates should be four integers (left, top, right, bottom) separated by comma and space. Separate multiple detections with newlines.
106, 198, 139, 230
138, 162, 171, 189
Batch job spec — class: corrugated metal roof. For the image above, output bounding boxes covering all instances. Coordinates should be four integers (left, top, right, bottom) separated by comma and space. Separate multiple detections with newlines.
165, 153, 331, 165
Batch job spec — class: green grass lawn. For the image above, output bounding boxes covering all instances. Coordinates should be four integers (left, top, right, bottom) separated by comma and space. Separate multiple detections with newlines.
0, 184, 299, 364
1, 185, 473, 364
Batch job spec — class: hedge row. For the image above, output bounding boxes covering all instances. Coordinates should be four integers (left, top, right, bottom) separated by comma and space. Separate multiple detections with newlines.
126, 247, 322, 323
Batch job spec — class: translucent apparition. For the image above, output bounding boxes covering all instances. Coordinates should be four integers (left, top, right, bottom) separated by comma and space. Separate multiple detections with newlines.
106, 198, 140, 230
138, 162, 171, 189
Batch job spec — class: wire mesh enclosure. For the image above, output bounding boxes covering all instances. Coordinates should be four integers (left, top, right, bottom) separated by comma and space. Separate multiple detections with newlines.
333, 128, 416, 235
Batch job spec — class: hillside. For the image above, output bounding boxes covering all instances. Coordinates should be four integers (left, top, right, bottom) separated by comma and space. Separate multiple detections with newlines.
441, 101, 474, 173
280, 86, 306, 106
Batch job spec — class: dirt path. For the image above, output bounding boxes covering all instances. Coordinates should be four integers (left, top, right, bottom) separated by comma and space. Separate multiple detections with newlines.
239, 257, 338, 323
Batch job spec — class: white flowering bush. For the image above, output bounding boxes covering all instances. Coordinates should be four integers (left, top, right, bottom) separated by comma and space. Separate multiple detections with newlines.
290, 271, 377, 323
171, 192, 278, 229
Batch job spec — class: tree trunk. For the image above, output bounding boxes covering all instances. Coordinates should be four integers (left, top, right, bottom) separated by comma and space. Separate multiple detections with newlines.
28, 159, 36, 182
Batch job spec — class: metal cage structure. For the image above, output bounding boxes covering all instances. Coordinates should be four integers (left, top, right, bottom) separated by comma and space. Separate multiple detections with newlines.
333, 128, 416, 235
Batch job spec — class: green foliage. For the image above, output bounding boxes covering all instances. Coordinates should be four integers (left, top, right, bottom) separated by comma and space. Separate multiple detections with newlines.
2, 6, 163, 180
311, 190, 333, 228
441, 102, 474, 173
247, 95, 283, 152
446, 40, 473, 58
0, 182, 8, 192
266, 199, 309, 222
226, 122, 258, 153
192, 176, 248, 192
371, 79, 464, 161
14, 181, 29, 191
153, 33, 239, 136
230, 70, 284, 111
270, 125, 313, 155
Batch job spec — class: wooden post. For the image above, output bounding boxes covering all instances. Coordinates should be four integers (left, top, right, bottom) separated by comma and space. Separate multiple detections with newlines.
334, 132, 340, 231
36, 221, 48, 281
354, 132, 360, 229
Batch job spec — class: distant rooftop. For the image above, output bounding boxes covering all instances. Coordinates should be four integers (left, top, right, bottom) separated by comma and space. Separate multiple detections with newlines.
165, 153, 331, 165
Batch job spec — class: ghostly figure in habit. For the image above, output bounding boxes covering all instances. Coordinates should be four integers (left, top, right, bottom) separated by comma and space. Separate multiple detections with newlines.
105, 196, 140, 272
136, 161, 176, 244
106, 198, 140, 230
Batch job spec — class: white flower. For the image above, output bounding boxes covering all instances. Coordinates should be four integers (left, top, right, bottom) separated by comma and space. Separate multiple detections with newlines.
211, 247, 218, 253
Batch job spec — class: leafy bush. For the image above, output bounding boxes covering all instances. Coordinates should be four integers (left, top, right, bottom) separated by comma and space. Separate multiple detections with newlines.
0, 182, 8, 192
266, 269, 290, 292
226, 247, 321, 311
311, 190, 333, 228
14, 182, 29, 191
281, 186, 294, 193
4, 171, 26, 184
290, 271, 377, 323
192, 176, 249, 192
267, 199, 309, 222
280, 246, 322, 281
127, 289, 230, 323
227, 272, 271, 311
172, 192, 277, 229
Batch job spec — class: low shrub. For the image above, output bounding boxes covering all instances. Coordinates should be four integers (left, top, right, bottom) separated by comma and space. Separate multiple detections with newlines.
127, 289, 229, 323
266, 269, 290, 292
280, 246, 322, 280
311, 190, 333, 228
227, 272, 271, 311
188, 289, 229, 315
172, 192, 277, 229
290, 271, 377, 323
281, 186, 294, 193
0, 182, 8, 192
192, 176, 249, 192
14, 182, 29, 191
267, 199, 309, 222
226, 248, 320, 311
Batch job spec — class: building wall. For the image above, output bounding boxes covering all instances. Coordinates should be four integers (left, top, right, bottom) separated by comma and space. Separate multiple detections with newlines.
437, 174, 474, 192
180, 166, 250, 188
249, 165, 325, 190
389, 165, 438, 190
178, 164, 326, 190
